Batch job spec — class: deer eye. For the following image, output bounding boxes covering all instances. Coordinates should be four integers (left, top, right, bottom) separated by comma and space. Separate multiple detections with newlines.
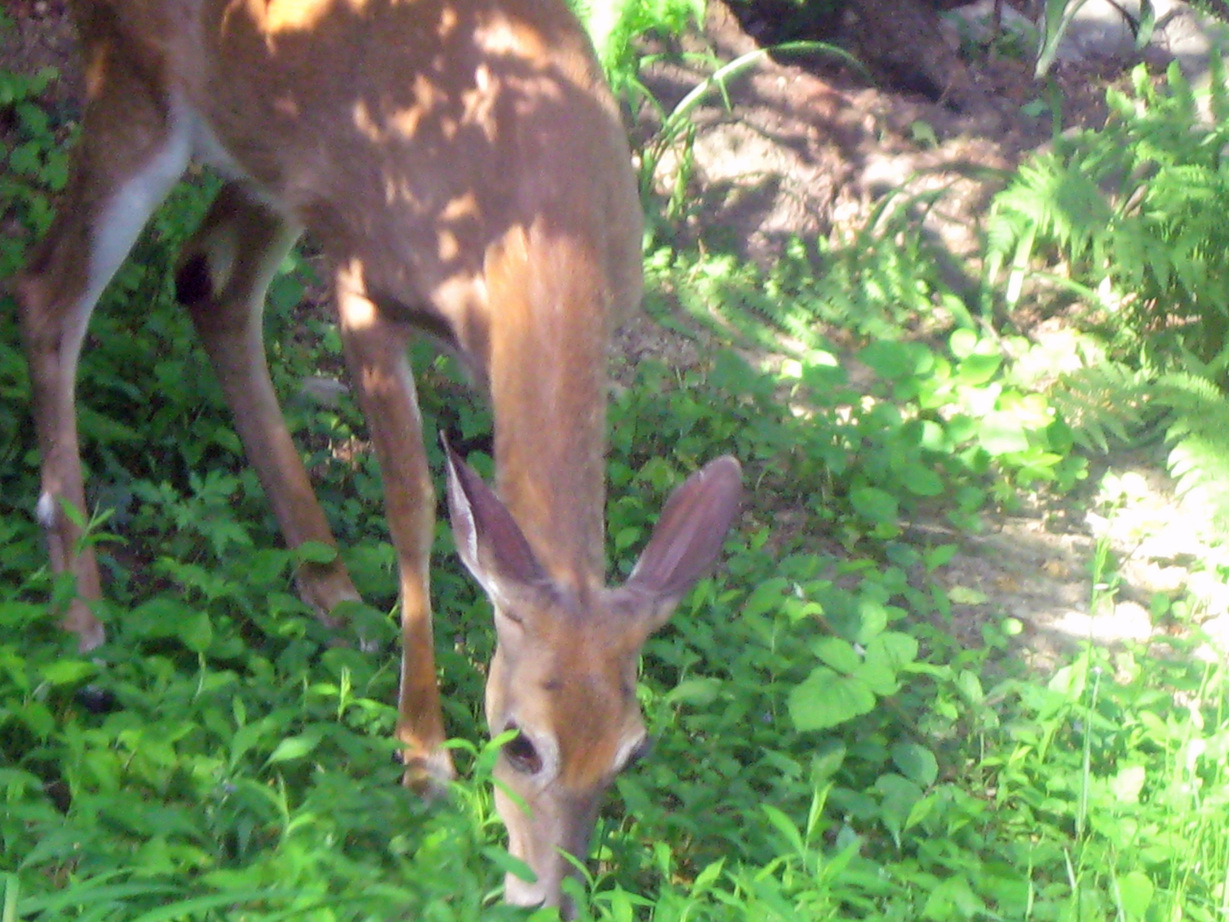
503, 726, 543, 775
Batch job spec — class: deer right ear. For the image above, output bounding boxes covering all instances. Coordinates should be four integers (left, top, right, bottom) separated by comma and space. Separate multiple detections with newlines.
616, 456, 742, 633
442, 436, 551, 619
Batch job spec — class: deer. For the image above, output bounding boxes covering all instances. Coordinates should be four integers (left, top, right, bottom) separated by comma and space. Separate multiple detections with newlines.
13, 0, 743, 913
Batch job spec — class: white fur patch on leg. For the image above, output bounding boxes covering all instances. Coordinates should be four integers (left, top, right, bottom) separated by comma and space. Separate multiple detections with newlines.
88, 118, 192, 300
36, 492, 58, 530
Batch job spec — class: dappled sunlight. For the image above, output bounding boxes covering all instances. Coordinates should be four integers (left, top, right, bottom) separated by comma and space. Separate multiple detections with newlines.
199, 0, 634, 344
255, 0, 340, 35
13, 0, 1229, 917
335, 258, 379, 330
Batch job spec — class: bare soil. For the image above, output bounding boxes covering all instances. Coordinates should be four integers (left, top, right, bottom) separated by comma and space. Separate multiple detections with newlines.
5, 1, 1225, 669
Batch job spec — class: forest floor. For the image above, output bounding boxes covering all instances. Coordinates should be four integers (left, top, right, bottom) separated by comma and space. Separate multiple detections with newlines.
646, 2, 1229, 670
4, 0, 1226, 671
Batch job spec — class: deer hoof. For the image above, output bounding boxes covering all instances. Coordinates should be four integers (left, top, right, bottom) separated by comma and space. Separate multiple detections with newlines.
399, 747, 457, 802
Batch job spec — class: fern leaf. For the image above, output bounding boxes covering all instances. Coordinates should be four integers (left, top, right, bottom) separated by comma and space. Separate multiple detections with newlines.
1050, 361, 1149, 453
1155, 372, 1229, 531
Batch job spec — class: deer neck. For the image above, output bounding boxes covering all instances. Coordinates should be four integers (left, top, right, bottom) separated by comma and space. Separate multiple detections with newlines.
484, 225, 609, 595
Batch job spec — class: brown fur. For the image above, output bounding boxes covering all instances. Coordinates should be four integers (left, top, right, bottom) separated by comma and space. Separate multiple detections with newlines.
17, 1, 737, 914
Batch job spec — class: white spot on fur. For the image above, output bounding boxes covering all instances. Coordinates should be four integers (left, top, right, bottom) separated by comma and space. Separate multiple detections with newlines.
36, 492, 57, 529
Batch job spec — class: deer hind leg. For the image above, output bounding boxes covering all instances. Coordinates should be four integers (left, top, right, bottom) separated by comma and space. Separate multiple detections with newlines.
174, 182, 361, 627
334, 271, 454, 795
15, 96, 190, 652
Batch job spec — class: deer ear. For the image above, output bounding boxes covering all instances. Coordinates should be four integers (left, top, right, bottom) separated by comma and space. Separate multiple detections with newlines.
442, 437, 550, 619
616, 456, 742, 632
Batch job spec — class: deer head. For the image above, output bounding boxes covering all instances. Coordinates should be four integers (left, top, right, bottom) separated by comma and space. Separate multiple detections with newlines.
445, 446, 742, 911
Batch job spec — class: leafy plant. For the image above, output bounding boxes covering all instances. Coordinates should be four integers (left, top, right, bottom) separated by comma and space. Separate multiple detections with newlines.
1034, 0, 1155, 77
4, 31, 1229, 922
988, 59, 1229, 368
989, 58, 1229, 534
1154, 370, 1229, 529
646, 246, 1083, 506
1055, 357, 1229, 530
649, 179, 978, 351
570, 0, 706, 99
1, 64, 66, 276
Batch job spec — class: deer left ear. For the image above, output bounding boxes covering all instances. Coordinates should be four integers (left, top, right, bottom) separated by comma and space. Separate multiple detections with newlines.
442, 436, 551, 617
614, 456, 742, 633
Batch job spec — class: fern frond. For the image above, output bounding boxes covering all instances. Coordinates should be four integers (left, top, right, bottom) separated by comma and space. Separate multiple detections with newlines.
1154, 372, 1229, 531
1050, 361, 1150, 453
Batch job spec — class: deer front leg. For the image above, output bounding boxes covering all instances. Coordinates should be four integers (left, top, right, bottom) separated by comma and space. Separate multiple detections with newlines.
15, 98, 190, 652
175, 182, 362, 626
335, 272, 454, 795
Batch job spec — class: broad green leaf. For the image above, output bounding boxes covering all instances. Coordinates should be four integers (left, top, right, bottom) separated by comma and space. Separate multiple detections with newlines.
482, 846, 536, 883
859, 341, 917, 380
924, 544, 958, 570
693, 858, 726, 891
39, 659, 95, 686
761, 804, 806, 856
905, 793, 938, 832
855, 599, 889, 644
130, 598, 210, 651
949, 328, 980, 358
956, 669, 986, 705
265, 729, 324, 765
742, 578, 789, 618
1110, 765, 1146, 803
956, 352, 1002, 386
666, 677, 722, 707
850, 486, 898, 525
789, 667, 875, 731
1116, 870, 1154, 920
128, 890, 316, 922
903, 464, 944, 496
229, 721, 269, 768
812, 636, 860, 674
891, 742, 939, 788
812, 742, 847, 781
179, 609, 213, 653
977, 412, 1030, 455
875, 772, 923, 844
922, 875, 985, 920
856, 632, 918, 696
295, 541, 339, 565
948, 585, 988, 604
1048, 659, 1088, 699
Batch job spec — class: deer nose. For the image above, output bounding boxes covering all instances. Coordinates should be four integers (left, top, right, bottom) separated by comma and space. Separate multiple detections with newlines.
503, 872, 581, 921
504, 872, 550, 909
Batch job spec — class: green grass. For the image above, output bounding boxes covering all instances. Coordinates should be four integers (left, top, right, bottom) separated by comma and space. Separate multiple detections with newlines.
5, 45, 1229, 922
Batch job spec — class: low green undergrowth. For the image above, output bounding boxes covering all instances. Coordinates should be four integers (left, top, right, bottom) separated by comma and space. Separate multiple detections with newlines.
987, 60, 1229, 533
4, 32, 1229, 922
4, 284, 1228, 918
